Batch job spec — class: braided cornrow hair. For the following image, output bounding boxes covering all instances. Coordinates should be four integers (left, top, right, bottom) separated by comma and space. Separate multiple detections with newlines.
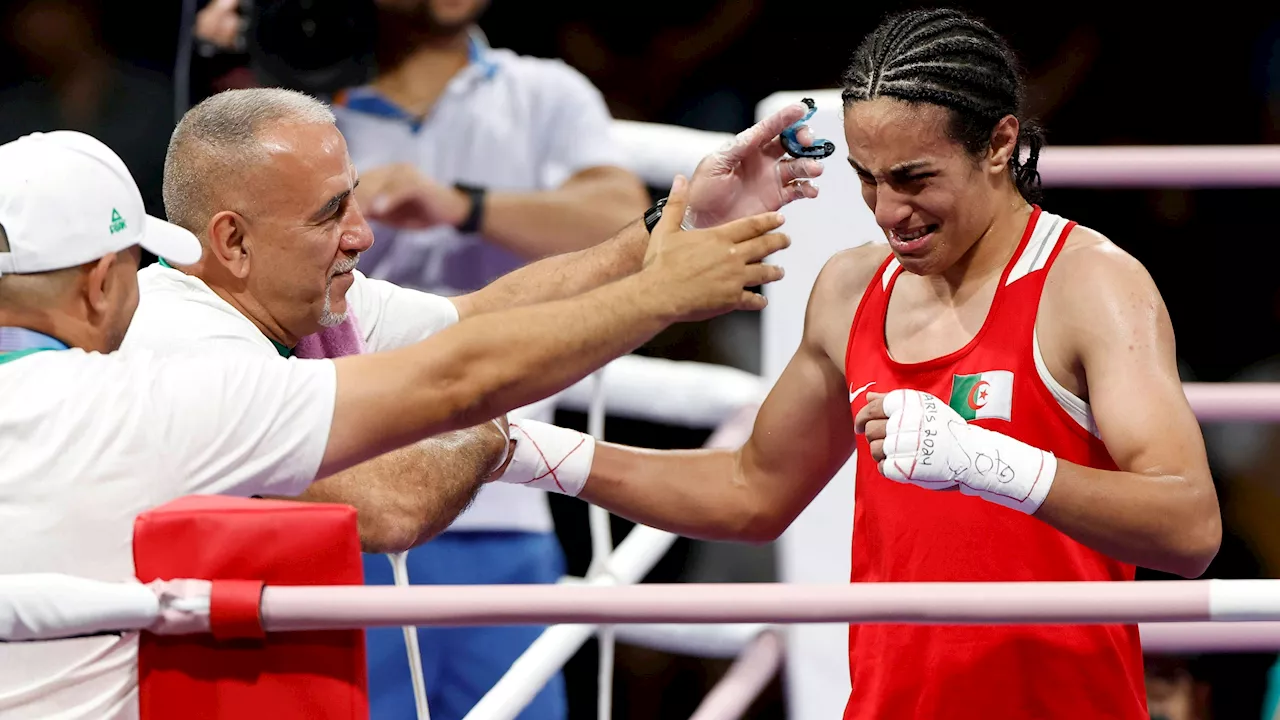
841, 9, 1044, 202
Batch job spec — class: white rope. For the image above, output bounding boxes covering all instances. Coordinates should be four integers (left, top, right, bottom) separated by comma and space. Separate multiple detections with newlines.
611, 112, 1280, 189
611, 623, 768, 659
389, 552, 431, 720
584, 370, 615, 720
0, 574, 160, 641
610, 119, 723, 187
557, 355, 765, 428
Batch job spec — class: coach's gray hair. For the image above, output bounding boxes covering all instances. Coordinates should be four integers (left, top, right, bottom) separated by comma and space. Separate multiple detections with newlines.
162, 88, 336, 238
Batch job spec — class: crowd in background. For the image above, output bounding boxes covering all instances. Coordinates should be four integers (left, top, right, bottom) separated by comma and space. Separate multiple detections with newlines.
4, 1, 1280, 717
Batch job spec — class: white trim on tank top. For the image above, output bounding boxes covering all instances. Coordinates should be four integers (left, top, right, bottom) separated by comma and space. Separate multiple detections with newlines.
1033, 328, 1099, 438
1007, 210, 1066, 286
880, 257, 901, 290
882, 209, 1063, 291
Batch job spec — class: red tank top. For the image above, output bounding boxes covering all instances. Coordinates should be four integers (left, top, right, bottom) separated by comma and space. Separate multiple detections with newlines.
842, 207, 1147, 719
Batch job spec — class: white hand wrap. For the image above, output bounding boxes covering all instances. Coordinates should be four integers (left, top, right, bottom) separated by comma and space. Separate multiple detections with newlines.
495, 419, 596, 497
880, 389, 1058, 515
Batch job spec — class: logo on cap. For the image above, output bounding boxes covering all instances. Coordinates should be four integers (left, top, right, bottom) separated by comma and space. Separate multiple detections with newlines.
109, 208, 126, 235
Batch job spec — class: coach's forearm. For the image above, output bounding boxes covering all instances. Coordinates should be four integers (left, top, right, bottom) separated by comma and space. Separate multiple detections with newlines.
1036, 461, 1222, 578
296, 426, 500, 553
580, 443, 774, 542
323, 273, 670, 476
454, 219, 649, 319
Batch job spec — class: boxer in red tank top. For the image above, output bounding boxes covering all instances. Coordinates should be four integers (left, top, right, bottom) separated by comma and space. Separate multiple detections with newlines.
842, 206, 1147, 718
577, 9, 1221, 719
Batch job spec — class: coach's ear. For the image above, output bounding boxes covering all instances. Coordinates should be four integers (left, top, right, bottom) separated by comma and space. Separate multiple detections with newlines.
206, 210, 251, 280
82, 252, 118, 321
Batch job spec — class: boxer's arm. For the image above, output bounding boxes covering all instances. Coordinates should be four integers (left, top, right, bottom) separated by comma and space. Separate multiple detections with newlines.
271, 424, 506, 554
583, 336, 854, 541
1030, 237, 1221, 577
580, 249, 876, 540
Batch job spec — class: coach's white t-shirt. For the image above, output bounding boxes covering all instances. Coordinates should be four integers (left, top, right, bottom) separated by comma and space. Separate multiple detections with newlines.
0, 344, 337, 719
126, 264, 459, 359
124, 264, 556, 533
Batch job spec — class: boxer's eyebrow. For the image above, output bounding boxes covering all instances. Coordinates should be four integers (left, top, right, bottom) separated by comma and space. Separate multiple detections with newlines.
848, 158, 933, 182
889, 160, 930, 176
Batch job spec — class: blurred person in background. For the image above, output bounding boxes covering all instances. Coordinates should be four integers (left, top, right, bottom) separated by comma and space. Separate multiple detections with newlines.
0, 0, 172, 217
326, 1, 650, 717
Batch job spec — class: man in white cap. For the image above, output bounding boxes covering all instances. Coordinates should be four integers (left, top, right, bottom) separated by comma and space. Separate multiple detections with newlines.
0, 129, 790, 719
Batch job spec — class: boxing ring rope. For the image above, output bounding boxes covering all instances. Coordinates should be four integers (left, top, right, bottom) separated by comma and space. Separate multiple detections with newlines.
15, 577, 1280, 639
14, 577, 1280, 720
585, 370, 617, 720
686, 630, 785, 720
610, 119, 1280, 188
239, 579, 1280, 626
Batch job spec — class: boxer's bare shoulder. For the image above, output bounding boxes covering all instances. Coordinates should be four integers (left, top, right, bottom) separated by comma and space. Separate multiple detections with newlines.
1037, 223, 1170, 402
805, 242, 893, 365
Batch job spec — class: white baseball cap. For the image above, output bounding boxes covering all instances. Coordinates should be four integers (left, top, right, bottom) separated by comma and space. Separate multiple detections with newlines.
0, 131, 201, 278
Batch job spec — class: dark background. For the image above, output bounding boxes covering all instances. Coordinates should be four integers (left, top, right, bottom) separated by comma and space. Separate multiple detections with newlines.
6, 1, 1280, 717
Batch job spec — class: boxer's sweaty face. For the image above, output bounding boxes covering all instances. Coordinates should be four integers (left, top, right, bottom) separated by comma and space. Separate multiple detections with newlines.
242, 123, 374, 339
844, 98, 995, 276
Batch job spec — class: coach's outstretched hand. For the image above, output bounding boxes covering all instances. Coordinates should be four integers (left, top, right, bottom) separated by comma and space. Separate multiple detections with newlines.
641, 175, 789, 322
685, 102, 827, 230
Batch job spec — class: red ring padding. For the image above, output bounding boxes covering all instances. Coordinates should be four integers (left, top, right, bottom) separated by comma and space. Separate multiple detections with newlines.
134, 495, 368, 719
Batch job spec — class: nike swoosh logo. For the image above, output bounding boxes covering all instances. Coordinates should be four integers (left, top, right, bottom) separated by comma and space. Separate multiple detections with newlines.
849, 381, 875, 403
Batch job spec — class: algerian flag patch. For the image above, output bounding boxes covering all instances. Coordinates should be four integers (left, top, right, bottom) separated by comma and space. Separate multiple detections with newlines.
948, 370, 1014, 422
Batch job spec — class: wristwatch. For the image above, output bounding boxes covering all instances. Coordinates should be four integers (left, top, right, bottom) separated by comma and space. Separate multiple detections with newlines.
643, 197, 669, 234
643, 197, 696, 234
454, 183, 486, 234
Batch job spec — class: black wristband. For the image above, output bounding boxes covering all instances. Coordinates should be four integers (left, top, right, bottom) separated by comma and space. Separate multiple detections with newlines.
454, 183, 486, 234
643, 197, 668, 234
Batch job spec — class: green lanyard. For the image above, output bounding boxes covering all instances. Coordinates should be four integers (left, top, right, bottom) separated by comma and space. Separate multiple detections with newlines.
156, 258, 293, 358
0, 328, 70, 365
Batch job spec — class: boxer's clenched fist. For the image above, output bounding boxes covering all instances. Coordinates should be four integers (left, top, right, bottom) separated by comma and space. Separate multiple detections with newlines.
856, 389, 1058, 514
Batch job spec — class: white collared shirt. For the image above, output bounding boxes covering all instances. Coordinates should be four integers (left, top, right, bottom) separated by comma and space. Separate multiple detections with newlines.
332, 33, 626, 296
